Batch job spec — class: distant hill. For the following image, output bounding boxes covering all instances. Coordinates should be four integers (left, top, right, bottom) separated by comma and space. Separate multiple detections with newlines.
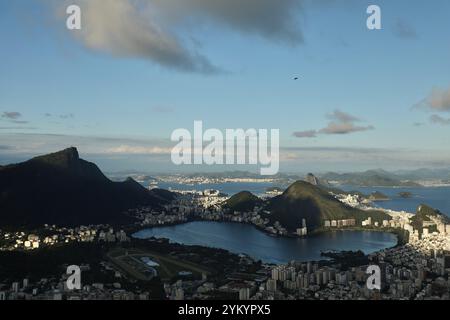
320, 170, 421, 187
265, 181, 390, 232
0, 148, 173, 228
224, 191, 262, 212
394, 168, 450, 180
304, 173, 329, 187
398, 192, 413, 199
410, 204, 449, 233
367, 191, 390, 201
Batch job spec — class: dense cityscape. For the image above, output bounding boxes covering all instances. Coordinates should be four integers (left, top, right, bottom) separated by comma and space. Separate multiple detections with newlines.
1, 176, 449, 301
1, 1, 450, 311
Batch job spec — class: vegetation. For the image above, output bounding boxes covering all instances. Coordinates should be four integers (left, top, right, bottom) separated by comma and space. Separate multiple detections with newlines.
398, 192, 413, 198
321, 250, 369, 270
265, 181, 391, 232
320, 170, 422, 187
0, 242, 109, 282
107, 247, 211, 282
368, 191, 390, 201
0, 148, 174, 228
224, 191, 262, 212
410, 204, 447, 232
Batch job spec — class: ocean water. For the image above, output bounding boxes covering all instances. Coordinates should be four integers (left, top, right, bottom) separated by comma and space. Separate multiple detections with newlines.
338, 185, 450, 216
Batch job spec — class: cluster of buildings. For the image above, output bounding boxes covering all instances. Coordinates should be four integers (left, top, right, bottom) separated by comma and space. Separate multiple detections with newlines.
296, 219, 308, 236
155, 175, 277, 186
0, 233, 42, 250
128, 189, 229, 227
130, 187, 322, 239
0, 263, 152, 300
167, 274, 266, 301
247, 210, 450, 300
334, 193, 371, 208
259, 262, 379, 300
247, 230, 449, 300
163, 190, 449, 301
2, 182, 449, 301
334, 192, 450, 240
324, 219, 356, 228
164, 274, 215, 301
369, 232, 449, 299
0, 225, 129, 252
128, 188, 290, 237
160, 253, 267, 301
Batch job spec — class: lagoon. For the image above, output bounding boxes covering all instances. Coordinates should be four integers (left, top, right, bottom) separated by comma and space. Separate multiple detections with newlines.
134, 221, 397, 264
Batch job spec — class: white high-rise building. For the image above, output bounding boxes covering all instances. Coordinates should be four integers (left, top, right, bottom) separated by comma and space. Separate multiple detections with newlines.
239, 287, 250, 300
174, 288, 184, 300
266, 279, 277, 292
12, 282, 19, 293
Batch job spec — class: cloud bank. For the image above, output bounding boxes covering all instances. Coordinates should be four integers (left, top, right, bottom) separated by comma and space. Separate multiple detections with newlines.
415, 86, 450, 113
1, 111, 29, 125
1, 133, 450, 172
293, 130, 317, 138
430, 114, 450, 126
1, 112, 22, 120
293, 110, 374, 138
56, 0, 304, 73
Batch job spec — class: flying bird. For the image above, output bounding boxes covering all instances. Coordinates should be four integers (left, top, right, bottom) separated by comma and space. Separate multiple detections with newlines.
294, 76, 300, 80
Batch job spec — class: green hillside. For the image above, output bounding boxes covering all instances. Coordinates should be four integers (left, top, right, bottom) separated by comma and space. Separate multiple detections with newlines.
0, 148, 173, 227
265, 181, 390, 231
224, 191, 262, 212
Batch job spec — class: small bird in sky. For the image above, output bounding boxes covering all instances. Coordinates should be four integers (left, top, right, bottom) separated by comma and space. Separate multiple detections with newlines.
294, 76, 300, 80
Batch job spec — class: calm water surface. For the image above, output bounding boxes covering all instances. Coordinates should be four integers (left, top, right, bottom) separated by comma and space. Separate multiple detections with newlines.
134, 221, 397, 264
339, 185, 450, 216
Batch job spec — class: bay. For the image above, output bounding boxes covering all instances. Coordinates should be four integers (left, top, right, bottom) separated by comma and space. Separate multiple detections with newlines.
339, 185, 450, 216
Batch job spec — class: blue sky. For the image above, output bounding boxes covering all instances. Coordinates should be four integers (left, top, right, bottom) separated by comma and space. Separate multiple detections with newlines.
1, 0, 450, 173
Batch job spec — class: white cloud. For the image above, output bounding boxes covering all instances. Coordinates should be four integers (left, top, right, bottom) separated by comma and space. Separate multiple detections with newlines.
1, 112, 22, 120
415, 86, 450, 112
63, 0, 219, 73
319, 122, 374, 135
430, 114, 450, 126
53, 0, 305, 73
106, 145, 172, 154
293, 109, 374, 138
152, 0, 304, 44
2, 134, 450, 172
292, 130, 317, 138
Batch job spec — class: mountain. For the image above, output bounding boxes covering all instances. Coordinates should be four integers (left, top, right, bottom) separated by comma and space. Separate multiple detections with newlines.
410, 204, 449, 233
265, 181, 390, 231
0, 148, 173, 228
367, 191, 390, 201
394, 168, 450, 180
398, 192, 413, 198
320, 170, 421, 187
224, 191, 262, 212
304, 173, 329, 187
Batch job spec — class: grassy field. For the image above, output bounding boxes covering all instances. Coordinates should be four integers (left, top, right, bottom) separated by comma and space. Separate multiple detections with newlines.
107, 247, 212, 281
